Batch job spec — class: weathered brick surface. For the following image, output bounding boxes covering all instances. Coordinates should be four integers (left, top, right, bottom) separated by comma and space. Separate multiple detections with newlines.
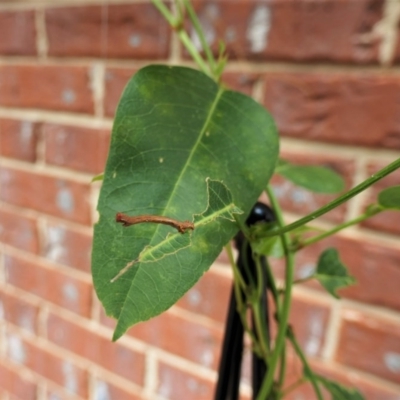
0, 207, 40, 253
0, 119, 40, 162
263, 73, 400, 149
5, 254, 92, 317
47, 313, 145, 386
189, 0, 381, 63
0, 65, 94, 114
0, 361, 36, 400
102, 309, 223, 370
41, 221, 92, 273
0, 10, 36, 56
157, 361, 215, 400
46, 4, 170, 59
44, 123, 110, 174
103, 67, 136, 117
177, 268, 231, 324
91, 378, 142, 400
0, 167, 92, 225
5, 331, 88, 397
336, 310, 400, 384
0, 288, 39, 334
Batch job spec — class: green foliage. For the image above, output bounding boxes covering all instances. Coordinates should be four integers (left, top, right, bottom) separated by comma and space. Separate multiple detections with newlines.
314, 374, 364, 400
378, 185, 400, 209
276, 159, 345, 194
313, 248, 356, 298
92, 65, 278, 340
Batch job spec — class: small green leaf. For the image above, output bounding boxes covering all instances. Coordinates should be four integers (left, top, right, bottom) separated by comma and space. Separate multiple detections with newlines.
378, 185, 400, 209
314, 248, 356, 298
252, 236, 284, 258
315, 375, 365, 400
91, 173, 104, 182
277, 160, 345, 194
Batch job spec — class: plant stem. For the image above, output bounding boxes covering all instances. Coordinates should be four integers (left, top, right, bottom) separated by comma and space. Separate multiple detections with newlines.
151, 0, 212, 77
225, 243, 246, 290
151, 0, 176, 26
278, 377, 307, 399
293, 204, 384, 250
261, 157, 400, 238
287, 328, 323, 400
257, 185, 295, 400
177, 30, 212, 76
182, 0, 217, 74
252, 255, 271, 355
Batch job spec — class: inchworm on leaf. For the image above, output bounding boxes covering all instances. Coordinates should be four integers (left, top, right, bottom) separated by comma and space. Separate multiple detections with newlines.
115, 212, 194, 233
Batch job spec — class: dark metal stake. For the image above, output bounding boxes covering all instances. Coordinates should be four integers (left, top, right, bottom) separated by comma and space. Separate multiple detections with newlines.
215, 202, 276, 400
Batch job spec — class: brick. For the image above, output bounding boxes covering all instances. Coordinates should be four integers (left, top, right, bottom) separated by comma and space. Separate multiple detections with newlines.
41, 222, 92, 273
44, 123, 110, 174
46, 4, 170, 59
104, 67, 136, 117
0, 65, 94, 114
102, 309, 223, 370
361, 160, 400, 235
0, 288, 39, 334
0, 167, 92, 225
47, 313, 145, 386
5, 332, 88, 397
0, 361, 36, 400
0, 10, 36, 56
129, 311, 222, 370
188, 0, 380, 63
177, 268, 231, 324
221, 72, 260, 96
45, 387, 85, 400
268, 152, 355, 223
92, 378, 142, 400
0, 119, 40, 162
5, 254, 92, 317
263, 73, 400, 149
336, 310, 400, 384
0, 207, 40, 253
289, 295, 331, 358
293, 235, 400, 311
157, 361, 214, 400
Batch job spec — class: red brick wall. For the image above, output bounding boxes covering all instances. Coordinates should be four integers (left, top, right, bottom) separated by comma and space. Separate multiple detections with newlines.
0, 1, 399, 399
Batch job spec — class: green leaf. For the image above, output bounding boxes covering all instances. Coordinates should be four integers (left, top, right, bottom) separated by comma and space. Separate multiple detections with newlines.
315, 375, 365, 400
378, 185, 400, 209
313, 248, 356, 298
92, 65, 279, 340
276, 159, 345, 194
91, 173, 104, 182
252, 236, 284, 258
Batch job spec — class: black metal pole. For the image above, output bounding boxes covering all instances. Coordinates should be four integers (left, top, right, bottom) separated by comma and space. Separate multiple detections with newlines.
214, 202, 275, 400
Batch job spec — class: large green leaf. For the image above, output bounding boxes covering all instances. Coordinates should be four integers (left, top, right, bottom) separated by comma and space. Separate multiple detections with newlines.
276, 159, 345, 194
92, 65, 279, 340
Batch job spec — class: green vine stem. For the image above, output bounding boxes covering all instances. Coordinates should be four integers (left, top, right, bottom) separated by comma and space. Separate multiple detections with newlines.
182, 0, 217, 74
260, 157, 400, 238
292, 204, 384, 251
151, 0, 212, 77
286, 327, 323, 400
224, 244, 263, 356
257, 185, 296, 400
